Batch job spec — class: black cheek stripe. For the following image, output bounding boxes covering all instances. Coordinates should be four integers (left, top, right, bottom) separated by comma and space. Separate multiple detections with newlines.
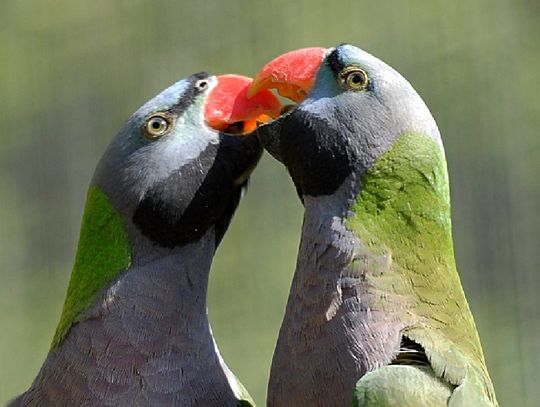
280, 111, 354, 197
132, 135, 261, 248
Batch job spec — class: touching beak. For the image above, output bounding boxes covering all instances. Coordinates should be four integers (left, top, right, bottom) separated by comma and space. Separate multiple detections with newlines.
205, 74, 282, 134
247, 47, 328, 103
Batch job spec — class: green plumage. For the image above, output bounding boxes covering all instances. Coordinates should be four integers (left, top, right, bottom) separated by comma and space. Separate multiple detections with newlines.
348, 132, 497, 405
51, 187, 131, 348
353, 366, 453, 407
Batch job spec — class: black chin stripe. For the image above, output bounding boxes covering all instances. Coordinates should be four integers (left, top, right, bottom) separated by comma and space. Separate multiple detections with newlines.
280, 110, 354, 197
168, 72, 211, 116
132, 143, 226, 248
132, 135, 261, 248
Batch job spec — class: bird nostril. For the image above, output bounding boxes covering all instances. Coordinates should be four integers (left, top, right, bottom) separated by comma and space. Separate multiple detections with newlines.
196, 80, 208, 90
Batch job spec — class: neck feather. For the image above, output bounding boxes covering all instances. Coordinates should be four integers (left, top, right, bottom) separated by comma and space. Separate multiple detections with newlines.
268, 133, 466, 406
348, 132, 486, 371
30, 223, 249, 405
348, 132, 456, 295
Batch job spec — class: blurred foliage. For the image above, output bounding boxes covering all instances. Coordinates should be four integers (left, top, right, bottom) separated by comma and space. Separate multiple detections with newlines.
0, 0, 538, 405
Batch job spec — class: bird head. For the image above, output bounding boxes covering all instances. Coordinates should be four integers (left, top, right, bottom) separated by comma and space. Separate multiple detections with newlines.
248, 44, 441, 198
93, 72, 281, 249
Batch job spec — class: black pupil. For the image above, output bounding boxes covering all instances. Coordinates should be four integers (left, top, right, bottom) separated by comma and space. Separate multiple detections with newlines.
152, 120, 162, 129
351, 73, 364, 84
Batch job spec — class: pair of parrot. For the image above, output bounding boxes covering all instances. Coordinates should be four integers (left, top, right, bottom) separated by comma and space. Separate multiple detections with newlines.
9, 44, 498, 406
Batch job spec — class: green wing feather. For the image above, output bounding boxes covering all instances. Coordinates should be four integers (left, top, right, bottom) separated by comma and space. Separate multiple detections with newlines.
347, 133, 497, 405
51, 186, 131, 348
353, 365, 453, 407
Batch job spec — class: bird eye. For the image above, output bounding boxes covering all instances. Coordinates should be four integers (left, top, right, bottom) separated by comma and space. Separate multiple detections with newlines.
145, 114, 171, 139
338, 66, 369, 91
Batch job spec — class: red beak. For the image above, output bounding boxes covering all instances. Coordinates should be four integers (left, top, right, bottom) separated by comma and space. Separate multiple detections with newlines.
247, 47, 328, 103
205, 74, 282, 134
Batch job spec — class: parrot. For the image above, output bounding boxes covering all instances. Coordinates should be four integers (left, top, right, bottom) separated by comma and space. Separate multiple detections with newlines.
9, 72, 281, 406
248, 44, 498, 406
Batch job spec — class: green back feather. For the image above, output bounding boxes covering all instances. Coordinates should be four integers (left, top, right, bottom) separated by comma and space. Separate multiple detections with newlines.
347, 133, 496, 401
51, 186, 131, 348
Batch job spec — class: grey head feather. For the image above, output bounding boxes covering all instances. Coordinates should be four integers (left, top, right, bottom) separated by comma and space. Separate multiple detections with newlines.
93, 73, 261, 252
257, 44, 442, 199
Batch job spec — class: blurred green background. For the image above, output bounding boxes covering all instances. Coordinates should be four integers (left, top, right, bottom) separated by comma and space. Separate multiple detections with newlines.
0, 0, 538, 405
